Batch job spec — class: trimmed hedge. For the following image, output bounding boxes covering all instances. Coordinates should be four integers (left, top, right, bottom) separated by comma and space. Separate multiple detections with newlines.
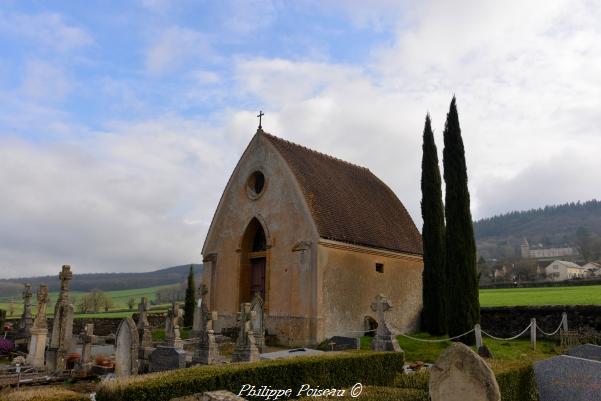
298, 386, 429, 401
96, 352, 405, 401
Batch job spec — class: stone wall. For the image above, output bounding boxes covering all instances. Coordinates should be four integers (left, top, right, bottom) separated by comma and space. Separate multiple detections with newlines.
480, 306, 601, 337
41, 313, 166, 336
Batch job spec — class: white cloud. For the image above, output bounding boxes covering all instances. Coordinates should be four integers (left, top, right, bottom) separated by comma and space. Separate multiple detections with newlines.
0, 11, 92, 52
145, 26, 216, 75
21, 60, 71, 101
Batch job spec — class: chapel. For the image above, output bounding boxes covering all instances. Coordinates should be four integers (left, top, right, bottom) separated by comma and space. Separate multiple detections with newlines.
201, 127, 423, 346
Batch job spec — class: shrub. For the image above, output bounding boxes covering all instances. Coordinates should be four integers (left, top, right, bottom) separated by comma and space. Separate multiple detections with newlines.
96, 352, 404, 401
297, 386, 428, 401
0, 387, 88, 401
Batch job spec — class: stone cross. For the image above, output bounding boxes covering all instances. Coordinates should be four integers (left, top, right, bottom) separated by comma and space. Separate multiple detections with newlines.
231, 302, 259, 362
192, 284, 210, 337
48, 265, 75, 372
80, 324, 95, 364
250, 292, 265, 351
257, 110, 264, 129
193, 309, 220, 365
19, 284, 33, 336
26, 285, 50, 369
370, 294, 402, 352
165, 302, 183, 349
136, 297, 153, 348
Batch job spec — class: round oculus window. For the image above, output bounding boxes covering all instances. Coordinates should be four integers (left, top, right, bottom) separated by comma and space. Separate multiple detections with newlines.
247, 170, 266, 198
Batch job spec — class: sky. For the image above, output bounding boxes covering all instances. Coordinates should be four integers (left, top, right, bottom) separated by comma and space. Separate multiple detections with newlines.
1, 0, 600, 278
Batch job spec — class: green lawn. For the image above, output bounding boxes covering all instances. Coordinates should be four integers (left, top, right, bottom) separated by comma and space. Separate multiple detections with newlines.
0, 285, 171, 318
479, 284, 601, 306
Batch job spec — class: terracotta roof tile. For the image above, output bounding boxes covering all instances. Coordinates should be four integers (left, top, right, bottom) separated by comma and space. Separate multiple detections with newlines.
263, 131, 423, 255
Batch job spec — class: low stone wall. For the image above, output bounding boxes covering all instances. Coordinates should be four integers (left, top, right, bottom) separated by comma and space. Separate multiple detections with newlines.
480, 305, 601, 338
43, 313, 167, 336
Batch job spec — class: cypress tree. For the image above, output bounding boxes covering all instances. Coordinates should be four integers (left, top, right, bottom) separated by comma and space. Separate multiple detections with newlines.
183, 265, 196, 328
420, 114, 446, 335
442, 97, 480, 344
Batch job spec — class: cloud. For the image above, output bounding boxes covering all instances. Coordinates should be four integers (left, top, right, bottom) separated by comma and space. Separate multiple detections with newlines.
145, 26, 216, 75
0, 11, 92, 52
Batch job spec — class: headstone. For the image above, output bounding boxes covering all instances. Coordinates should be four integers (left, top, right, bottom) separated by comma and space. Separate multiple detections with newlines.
259, 347, 324, 360
165, 302, 183, 349
192, 284, 208, 338
534, 355, 601, 401
18, 284, 34, 337
323, 336, 359, 351
149, 345, 186, 372
170, 390, 248, 401
80, 324, 95, 364
567, 344, 601, 362
193, 310, 220, 365
114, 317, 139, 377
429, 343, 501, 401
136, 297, 153, 348
26, 284, 49, 369
250, 292, 265, 351
47, 265, 75, 372
370, 294, 402, 352
231, 303, 259, 363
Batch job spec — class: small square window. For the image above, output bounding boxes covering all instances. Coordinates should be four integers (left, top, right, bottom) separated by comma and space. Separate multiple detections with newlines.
376, 263, 384, 273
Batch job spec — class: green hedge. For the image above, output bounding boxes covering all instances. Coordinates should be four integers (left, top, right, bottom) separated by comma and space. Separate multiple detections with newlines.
298, 386, 429, 401
0, 387, 89, 401
96, 352, 405, 401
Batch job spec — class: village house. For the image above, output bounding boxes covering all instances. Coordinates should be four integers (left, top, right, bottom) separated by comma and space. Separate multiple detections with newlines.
201, 128, 423, 346
544, 260, 587, 281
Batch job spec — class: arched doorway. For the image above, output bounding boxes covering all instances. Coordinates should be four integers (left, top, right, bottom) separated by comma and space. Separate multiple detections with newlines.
239, 218, 268, 304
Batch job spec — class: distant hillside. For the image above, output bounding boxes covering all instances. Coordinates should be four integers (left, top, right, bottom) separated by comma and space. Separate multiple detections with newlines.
0, 264, 202, 298
474, 200, 601, 260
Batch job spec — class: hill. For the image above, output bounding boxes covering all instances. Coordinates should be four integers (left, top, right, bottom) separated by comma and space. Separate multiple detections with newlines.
474, 199, 601, 260
0, 264, 202, 299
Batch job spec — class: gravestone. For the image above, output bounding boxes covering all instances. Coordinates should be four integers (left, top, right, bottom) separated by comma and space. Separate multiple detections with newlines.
324, 336, 359, 351
165, 302, 183, 349
567, 344, 601, 362
193, 310, 220, 365
370, 294, 402, 352
250, 292, 265, 351
231, 303, 259, 363
429, 343, 500, 401
149, 345, 186, 372
534, 355, 601, 401
47, 265, 75, 372
18, 284, 34, 337
80, 324, 95, 365
192, 284, 208, 338
26, 284, 49, 369
114, 317, 139, 377
136, 297, 153, 348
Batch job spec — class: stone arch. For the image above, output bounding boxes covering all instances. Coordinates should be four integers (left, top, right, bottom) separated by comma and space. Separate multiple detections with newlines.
239, 217, 270, 306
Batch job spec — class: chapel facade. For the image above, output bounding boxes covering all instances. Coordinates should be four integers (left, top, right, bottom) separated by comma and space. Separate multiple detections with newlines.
201, 128, 423, 346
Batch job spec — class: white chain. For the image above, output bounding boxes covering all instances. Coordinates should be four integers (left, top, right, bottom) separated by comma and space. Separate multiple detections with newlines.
481, 322, 532, 341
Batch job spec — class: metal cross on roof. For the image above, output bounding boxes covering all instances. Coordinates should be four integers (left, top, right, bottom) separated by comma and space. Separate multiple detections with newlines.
257, 110, 264, 129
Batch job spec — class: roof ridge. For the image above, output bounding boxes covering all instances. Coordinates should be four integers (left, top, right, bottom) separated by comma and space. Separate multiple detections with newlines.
262, 131, 370, 171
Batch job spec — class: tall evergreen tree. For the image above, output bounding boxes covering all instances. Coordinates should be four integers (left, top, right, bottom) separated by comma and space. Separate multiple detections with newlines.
420, 114, 447, 335
442, 97, 480, 344
183, 265, 196, 327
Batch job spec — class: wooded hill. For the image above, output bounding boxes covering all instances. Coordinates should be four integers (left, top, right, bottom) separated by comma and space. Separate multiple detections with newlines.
474, 199, 601, 260
0, 264, 202, 298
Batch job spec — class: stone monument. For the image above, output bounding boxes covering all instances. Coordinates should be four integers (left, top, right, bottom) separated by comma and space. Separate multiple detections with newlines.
429, 343, 501, 401
534, 355, 601, 401
165, 302, 183, 349
231, 303, 259, 363
26, 284, 49, 369
370, 294, 402, 352
115, 317, 139, 377
149, 345, 186, 372
250, 292, 265, 351
46, 265, 75, 372
193, 310, 220, 364
80, 324, 95, 365
192, 284, 208, 338
136, 297, 153, 348
18, 284, 34, 338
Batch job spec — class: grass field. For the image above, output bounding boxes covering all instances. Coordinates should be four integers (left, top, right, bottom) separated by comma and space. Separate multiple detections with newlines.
479, 284, 601, 306
0, 285, 171, 318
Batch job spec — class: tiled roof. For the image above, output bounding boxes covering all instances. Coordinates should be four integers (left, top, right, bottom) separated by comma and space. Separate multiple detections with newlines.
263, 131, 423, 255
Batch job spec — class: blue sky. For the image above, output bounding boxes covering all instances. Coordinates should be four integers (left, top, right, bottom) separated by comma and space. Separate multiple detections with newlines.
1, 0, 601, 277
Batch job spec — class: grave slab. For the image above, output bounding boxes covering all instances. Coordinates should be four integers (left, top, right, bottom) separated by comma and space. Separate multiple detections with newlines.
534, 355, 601, 401
567, 344, 601, 362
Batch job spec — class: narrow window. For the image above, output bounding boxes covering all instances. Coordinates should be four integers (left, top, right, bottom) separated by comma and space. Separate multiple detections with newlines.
376, 263, 384, 273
